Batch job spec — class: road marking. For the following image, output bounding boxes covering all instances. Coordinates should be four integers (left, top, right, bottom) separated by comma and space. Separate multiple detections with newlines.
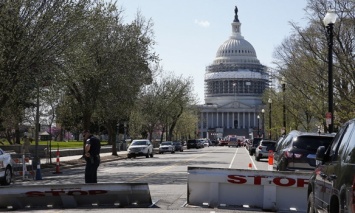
229, 147, 258, 170
247, 148, 258, 170
229, 148, 239, 168
130, 151, 212, 182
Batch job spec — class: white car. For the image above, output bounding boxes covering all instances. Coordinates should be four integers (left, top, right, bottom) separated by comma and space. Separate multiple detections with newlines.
159, 141, 175, 154
203, 140, 210, 147
0, 148, 13, 185
127, 139, 154, 158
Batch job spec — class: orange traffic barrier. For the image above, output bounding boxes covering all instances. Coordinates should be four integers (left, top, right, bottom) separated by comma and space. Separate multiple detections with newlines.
268, 150, 274, 171
53, 147, 62, 174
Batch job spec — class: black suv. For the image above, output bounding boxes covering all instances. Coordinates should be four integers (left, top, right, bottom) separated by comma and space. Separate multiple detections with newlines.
307, 119, 355, 213
273, 130, 335, 171
187, 139, 200, 149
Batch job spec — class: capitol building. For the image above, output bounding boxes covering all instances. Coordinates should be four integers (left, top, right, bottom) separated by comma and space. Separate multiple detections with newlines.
197, 6, 269, 139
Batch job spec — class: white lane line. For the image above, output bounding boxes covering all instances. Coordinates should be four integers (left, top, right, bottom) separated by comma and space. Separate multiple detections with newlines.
229, 148, 239, 168
246, 147, 258, 170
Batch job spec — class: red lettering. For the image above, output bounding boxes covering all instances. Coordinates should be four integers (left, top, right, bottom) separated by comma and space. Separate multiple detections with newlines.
67, 190, 88, 196
273, 177, 296, 187
89, 190, 107, 195
46, 191, 66, 196
297, 178, 309, 187
227, 175, 247, 184
228, 175, 307, 187
249, 176, 268, 185
26, 191, 45, 197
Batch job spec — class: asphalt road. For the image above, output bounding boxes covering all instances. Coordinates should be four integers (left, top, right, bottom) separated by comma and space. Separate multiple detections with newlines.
7, 146, 295, 212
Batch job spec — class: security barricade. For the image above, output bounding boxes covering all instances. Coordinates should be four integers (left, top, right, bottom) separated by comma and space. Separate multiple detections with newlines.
11, 154, 35, 181
187, 166, 310, 212
0, 183, 152, 210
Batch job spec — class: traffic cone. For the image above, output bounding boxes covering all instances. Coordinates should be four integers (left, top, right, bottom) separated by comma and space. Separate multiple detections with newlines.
248, 163, 252, 170
35, 163, 42, 180
53, 147, 62, 174
268, 150, 274, 171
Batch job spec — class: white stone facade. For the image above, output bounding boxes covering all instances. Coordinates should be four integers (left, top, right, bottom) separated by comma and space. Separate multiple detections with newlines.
197, 7, 269, 139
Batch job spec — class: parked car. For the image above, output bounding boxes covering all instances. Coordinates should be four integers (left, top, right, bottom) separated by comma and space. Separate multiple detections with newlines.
218, 140, 228, 146
187, 139, 200, 149
202, 139, 210, 147
273, 130, 335, 171
227, 137, 239, 147
0, 148, 13, 185
127, 139, 154, 158
173, 141, 184, 152
248, 138, 262, 156
307, 118, 355, 213
159, 141, 175, 154
206, 138, 212, 146
197, 139, 205, 148
254, 139, 277, 161
211, 140, 219, 146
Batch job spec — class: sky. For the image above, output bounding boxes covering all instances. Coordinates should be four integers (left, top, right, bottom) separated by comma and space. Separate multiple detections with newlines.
116, 0, 309, 104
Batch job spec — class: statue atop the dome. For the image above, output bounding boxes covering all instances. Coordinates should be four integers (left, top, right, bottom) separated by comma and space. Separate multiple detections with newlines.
234, 6, 239, 22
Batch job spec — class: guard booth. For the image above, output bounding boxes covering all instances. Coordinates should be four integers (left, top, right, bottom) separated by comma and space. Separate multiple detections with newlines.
39, 131, 51, 141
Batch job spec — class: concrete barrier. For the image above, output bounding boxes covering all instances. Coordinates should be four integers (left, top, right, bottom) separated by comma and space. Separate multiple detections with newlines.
187, 166, 310, 212
0, 183, 152, 210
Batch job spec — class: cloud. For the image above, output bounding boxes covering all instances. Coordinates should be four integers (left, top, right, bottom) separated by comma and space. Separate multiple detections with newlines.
194, 19, 210, 28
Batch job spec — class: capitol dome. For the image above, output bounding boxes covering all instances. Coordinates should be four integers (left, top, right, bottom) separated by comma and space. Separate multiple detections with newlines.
203, 7, 269, 106
214, 38, 260, 65
197, 6, 270, 140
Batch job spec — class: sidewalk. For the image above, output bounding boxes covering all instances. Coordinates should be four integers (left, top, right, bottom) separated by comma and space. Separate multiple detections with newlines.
40, 151, 128, 165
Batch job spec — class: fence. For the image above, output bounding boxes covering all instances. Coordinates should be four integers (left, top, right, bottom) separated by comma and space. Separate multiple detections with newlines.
11, 154, 35, 181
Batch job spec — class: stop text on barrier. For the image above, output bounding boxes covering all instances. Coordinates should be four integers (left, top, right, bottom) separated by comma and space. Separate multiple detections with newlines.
227, 175, 309, 188
26, 190, 108, 197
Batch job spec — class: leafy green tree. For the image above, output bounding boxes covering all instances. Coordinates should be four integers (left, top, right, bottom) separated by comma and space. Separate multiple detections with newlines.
272, 0, 354, 133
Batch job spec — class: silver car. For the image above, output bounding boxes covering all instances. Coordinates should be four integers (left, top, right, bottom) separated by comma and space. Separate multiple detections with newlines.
254, 140, 276, 161
127, 140, 154, 158
159, 141, 175, 154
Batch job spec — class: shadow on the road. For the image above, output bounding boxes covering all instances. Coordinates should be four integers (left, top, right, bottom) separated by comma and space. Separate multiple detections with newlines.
104, 158, 224, 168
99, 171, 188, 185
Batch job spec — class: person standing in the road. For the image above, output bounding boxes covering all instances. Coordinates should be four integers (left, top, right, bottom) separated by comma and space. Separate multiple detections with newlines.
83, 130, 101, 183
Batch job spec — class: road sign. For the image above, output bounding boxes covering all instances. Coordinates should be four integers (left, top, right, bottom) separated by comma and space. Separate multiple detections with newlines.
326, 112, 332, 125
325, 112, 332, 119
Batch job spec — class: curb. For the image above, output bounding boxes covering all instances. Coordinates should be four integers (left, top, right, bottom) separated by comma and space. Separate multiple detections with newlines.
40, 154, 128, 176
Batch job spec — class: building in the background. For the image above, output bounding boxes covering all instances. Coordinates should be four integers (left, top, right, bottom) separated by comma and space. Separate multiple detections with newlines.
197, 6, 269, 139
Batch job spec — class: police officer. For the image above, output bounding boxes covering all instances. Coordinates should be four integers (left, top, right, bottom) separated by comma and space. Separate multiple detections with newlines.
83, 130, 101, 183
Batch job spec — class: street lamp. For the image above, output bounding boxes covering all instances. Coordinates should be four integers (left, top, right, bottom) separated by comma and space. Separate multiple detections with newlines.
257, 115, 260, 137
233, 82, 237, 105
323, 9, 337, 133
268, 98, 272, 139
261, 109, 265, 138
123, 121, 127, 143
281, 77, 286, 135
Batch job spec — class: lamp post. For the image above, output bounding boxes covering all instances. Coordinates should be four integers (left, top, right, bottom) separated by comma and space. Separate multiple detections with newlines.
281, 77, 286, 135
261, 109, 265, 138
123, 121, 127, 143
257, 115, 260, 137
233, 82, 237, 105
268, 98, 272, 139
116, 122, 120, 150
323, 9, 337, 133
